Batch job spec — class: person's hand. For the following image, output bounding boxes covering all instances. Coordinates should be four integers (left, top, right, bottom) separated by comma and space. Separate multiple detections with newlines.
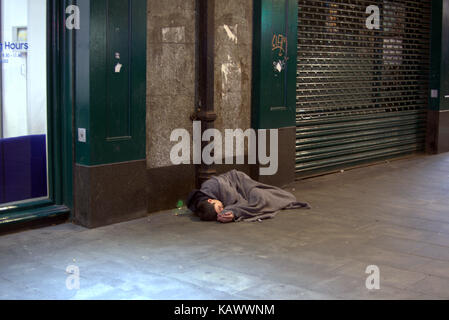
217, 211, 234, 223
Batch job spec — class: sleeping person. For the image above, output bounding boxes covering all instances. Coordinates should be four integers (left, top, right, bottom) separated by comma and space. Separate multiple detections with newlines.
186, 170, 310, 223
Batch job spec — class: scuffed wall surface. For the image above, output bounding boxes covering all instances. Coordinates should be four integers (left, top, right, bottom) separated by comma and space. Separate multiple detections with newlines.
146, 0, 253, 168
214, 0, 252, 138
146, 0, 196, 168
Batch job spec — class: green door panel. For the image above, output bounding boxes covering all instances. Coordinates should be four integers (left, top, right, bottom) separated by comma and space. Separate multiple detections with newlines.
106, 0, 131, 139
253, 0, 298, 129
76, 0, 147, 166
430, 0, 443, 111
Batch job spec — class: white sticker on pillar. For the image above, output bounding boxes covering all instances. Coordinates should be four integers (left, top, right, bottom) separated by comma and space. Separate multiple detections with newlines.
115, 63, 123, 73
431, 89, 438, 98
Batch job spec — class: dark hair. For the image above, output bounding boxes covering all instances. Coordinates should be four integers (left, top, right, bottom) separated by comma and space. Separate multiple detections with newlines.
196, 200, 217, 221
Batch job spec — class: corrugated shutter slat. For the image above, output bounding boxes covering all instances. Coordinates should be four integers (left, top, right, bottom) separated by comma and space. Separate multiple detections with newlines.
296, 0, 431, 176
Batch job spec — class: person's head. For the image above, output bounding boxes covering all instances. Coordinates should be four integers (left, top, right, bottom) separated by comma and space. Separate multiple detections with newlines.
196, 199, 224, 221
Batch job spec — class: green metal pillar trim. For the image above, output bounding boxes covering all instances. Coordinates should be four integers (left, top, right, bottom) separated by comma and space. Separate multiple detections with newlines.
430, 0, 449, 112
75, 0, 91, 165
252, 0, 298, 130
47, 0, 59, 205
61, 0, 75, 209
430, 0, 443, 111
49, 0, 74, 207
40, 0, 74, 209
440, 0, 449, 110
75, 0, 147, 166
252, 0, 262, 130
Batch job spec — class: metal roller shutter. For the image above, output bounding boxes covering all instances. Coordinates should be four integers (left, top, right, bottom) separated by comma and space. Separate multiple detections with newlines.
296, 0, 431, 176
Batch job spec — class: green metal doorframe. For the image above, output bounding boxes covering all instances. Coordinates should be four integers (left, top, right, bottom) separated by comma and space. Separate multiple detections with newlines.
429, 0, 443, 113
60, 0, 75, 210
43, 0, 74, 211
0, 0, 73, 225
429, 0, 449, 112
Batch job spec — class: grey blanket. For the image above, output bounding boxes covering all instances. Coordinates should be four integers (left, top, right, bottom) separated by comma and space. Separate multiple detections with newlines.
191, 170, 310, 222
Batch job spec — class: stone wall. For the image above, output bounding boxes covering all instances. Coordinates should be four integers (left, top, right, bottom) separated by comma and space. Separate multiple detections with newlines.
146, 0, 253, 169
146, 0, 197, 169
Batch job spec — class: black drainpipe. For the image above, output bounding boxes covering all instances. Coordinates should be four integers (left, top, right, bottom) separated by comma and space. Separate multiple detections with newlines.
193, 0, 216, 189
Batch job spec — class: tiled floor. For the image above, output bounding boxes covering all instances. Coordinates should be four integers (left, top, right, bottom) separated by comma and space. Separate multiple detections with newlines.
1, 153, 449, 300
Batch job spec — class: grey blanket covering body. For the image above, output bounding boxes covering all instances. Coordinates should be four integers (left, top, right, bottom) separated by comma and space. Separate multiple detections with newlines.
191, 170, 310, 222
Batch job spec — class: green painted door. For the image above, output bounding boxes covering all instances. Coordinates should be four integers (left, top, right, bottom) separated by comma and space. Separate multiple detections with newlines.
253, 0, 298, 130
76, 0, 147, 166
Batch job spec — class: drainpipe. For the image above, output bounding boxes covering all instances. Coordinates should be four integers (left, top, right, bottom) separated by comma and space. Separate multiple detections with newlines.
193, 0, 216, 188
